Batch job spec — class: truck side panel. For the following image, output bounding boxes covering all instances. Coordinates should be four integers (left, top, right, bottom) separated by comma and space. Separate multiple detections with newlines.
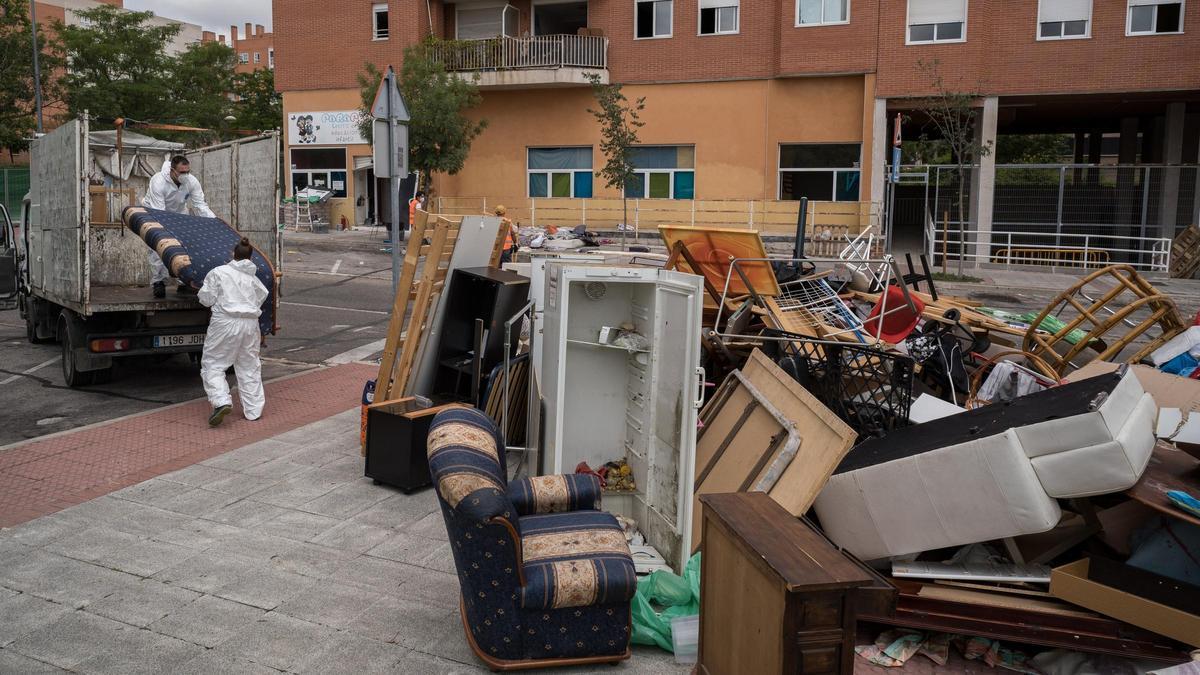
90, 227, 151, 286
187, 134, 280, 270
30, 119, 86, 308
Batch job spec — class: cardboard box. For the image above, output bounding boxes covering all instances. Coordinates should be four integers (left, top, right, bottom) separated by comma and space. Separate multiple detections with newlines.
1050, 559, 1200, 647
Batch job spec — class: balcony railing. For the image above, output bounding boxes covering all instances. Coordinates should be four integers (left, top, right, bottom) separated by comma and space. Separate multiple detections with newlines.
429, 34, 608, 73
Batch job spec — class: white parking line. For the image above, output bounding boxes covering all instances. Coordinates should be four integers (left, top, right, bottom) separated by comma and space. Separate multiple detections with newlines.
279, 301, 388, 315
325, 338, 387, 365
330, 259, 342, 275
0, 356, 62, 386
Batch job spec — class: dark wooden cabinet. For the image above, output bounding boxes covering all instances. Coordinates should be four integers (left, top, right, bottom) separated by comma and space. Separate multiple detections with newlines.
698, 492, 874, 675
365, 399, 466, 492
434, 267, 530, 403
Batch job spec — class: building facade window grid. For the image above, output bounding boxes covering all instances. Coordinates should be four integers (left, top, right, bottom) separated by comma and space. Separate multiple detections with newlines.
238, 52, 249, 63
373, 3, 389, 40
527, 147, 594, 198
636, 0, 673, 39
777, 143, 861, 203
268, 49, 275, 68
699, 0, 739, 35
906, 0, 968, 44
253, 52, 261, 63
795, 0, 849, 27
624, 146, 696, 199
1037, 0, 1091, 39
1126, 0, 1184, 35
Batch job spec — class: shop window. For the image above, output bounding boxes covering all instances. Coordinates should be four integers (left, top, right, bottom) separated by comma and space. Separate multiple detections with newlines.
373, 3, 389, 40
636, 0, 673, 38
778, 143, 860, 202
796, 0, 848, 26
292, 148, 347, 198
1038, 0, 1091, 39
624, 146, 695, 199
1127, 0, 1183, 34
700, 0, 738, 34
907, 0, 967, 43
528, 147, 593, 198
458, 5, 519, 39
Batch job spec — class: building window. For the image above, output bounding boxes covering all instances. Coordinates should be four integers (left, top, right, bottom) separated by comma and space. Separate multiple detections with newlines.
778, 144, 860, 202
700, 0, 738, 34
238, 52, 249, 64
907, 0, 967, 43
373, 3, 389, 40
268, 49, 274, 68
528, 147, 593, 198
291, 148, 348, 199
1038, 0, 1091, 38
796, 0, 849, 26
1127, 0, 1183, 34
457, 5, 519, 40
253, 52, 261, 63
636, 0, 673, 38
625, 146, 695, 199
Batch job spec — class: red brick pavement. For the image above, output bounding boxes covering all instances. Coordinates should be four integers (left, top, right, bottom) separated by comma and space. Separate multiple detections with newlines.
0, 363, 375, 528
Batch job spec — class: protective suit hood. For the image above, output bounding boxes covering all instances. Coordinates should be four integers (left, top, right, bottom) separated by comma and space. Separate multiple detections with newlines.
228, 259, 259, 277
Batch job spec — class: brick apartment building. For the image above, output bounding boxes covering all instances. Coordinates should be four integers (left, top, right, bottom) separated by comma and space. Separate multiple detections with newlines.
230, 23, 275, 73
272, 0, 1200, 247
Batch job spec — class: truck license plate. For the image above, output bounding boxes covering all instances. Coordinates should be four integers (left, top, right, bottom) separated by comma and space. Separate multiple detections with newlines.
154, 333, 205, 348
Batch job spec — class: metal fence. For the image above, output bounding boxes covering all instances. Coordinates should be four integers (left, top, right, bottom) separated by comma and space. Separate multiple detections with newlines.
0, 167, 29, 219
892, 163, 1199, 272
428, 34, 608, 72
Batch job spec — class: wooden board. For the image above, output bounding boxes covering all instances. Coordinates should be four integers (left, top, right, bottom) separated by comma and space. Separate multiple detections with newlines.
691, 350, 856, 552
741, 350, 856, 515
659, 225, 781, 297
1126, 442, 1200, 528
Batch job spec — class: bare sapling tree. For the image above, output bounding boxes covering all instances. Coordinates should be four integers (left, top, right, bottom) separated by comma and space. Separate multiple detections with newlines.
914, 59, 993, 276
585, 72, 645, 251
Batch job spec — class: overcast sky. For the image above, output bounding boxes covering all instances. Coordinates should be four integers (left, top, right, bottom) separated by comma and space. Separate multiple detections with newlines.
123, 0, 272, 39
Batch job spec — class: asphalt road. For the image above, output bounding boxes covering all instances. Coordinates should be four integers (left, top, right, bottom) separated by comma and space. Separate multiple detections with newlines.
0, 233, 397, 446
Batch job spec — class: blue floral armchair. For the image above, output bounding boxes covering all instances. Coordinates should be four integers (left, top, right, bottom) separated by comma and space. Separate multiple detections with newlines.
426, 407, 636, 671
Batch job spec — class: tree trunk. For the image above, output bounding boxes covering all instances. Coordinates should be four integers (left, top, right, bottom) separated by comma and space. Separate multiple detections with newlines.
621, 196, 629, 251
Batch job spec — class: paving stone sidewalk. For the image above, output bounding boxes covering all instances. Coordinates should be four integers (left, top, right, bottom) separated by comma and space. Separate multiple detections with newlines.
0, 409, 686, 674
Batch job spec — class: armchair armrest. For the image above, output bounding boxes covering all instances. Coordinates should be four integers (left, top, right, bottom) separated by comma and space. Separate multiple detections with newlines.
508, 474, 602, 516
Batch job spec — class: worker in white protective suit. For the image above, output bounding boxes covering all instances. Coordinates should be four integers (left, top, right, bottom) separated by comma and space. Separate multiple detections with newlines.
143, 155, 216, 298
198, 237, 268, 426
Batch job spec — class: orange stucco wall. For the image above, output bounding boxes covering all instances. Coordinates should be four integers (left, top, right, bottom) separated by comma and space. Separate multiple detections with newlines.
282, 74, 874, 223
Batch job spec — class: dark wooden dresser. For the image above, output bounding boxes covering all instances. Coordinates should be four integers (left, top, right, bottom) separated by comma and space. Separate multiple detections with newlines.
698, 492, 874, 674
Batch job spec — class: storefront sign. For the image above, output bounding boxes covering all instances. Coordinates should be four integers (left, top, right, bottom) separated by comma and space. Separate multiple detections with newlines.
288, 111, 369, 146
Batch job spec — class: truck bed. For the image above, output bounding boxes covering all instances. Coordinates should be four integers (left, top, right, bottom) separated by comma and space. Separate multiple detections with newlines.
88, 285, 203, 313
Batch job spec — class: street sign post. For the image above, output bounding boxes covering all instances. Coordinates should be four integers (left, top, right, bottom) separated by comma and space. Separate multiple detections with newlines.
371, 66, 411, 292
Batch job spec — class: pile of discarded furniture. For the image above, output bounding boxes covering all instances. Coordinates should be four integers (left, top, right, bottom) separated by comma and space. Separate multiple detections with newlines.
363, 216, 1200, 672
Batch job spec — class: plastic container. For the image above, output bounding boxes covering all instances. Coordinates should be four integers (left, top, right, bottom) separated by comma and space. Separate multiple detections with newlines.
670, 614, 699, 664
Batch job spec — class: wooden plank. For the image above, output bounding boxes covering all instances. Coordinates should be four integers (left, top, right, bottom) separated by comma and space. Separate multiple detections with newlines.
741, 350, 856, 516
390, 218, 453, 397
375, 209, 432, 401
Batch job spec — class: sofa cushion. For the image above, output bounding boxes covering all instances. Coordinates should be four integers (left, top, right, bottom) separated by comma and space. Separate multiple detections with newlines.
509, 474, 603, 516
428, 408, 508, 511
518, 510, 635, 610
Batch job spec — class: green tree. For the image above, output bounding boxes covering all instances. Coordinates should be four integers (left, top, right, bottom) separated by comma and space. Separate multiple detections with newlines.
355, 61, 384, 143
0, 0, 63, 156
54, 5, 179, 127
912, 59, 992, 276
355, 39, 488, 189
169, 40, 236, 141
233, 68, 281, 133
585, 72, 644, 250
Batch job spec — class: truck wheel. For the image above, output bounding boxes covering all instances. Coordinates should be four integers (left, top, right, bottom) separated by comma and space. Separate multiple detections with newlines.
59, 314, 96, 388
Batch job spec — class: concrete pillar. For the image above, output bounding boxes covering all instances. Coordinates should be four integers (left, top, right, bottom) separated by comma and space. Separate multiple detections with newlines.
1087, 129, 1103, 184
1159, 102, 1186, 237
970, 96, 998, 265
870, 97, 887, 217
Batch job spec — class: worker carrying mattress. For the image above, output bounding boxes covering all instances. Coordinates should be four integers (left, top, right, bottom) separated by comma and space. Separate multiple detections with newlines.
122, 206, 277, 335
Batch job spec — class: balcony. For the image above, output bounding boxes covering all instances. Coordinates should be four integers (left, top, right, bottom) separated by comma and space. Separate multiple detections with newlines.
429, 34, 609, 89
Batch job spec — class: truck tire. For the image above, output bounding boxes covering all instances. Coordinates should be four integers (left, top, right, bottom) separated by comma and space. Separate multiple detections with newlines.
58, 313, 112, 387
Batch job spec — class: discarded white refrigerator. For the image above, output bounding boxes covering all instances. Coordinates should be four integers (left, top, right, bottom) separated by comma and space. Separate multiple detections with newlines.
541, 264, 704, 572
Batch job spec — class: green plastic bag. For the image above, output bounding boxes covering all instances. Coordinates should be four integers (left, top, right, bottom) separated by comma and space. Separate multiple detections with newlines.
631, 552, 702, 652
978, 307, 1090, 345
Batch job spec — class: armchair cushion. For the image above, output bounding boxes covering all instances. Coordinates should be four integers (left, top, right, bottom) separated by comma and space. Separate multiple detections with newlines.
518, 511, 635, 610
509, 474, 603, 516
427, 408, 511, 522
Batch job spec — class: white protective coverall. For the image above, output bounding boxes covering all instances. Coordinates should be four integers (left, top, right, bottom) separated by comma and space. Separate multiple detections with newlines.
142, 160, 216, 284
197, 259, 268, 419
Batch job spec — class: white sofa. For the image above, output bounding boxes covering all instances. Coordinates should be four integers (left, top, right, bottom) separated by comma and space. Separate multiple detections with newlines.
813, 369, 1156, 561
